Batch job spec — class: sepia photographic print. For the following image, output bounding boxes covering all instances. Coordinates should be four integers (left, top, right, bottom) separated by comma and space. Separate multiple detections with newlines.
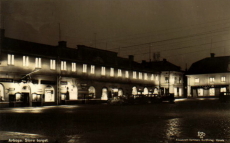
0, 0, 230, 142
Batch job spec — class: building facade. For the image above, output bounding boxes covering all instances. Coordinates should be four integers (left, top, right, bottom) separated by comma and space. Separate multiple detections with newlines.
143, 59, 185, 98
0, 29, 162, 107
186, 53, 230, 97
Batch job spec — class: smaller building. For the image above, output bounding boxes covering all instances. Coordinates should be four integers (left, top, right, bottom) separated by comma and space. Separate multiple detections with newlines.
186, 53, 230, 97
144, 59, 185, 97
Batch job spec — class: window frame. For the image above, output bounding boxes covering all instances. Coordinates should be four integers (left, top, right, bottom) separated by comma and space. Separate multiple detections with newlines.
23, 56, 29, 67
8, 54, 14, 65
35, 57, 41, 68
72, 62, 76, 72
61, 61, 67, 71
50, 59, 56, 70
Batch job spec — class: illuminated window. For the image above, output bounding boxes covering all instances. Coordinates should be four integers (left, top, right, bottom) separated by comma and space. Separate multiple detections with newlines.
101, 67, 106, 75
151, 74, 154, 81
118, 69, 122, 77
195, 78, 199, 83
72, 62, 76, 72
209, 88, 215, 96
50, 59, 56, 70
23, 56, 29, 67
8, 54, 14, 65
220, 87, 226, 92
179, 77, 182, 83
198, 88, 204, 96
221, 76, 226, 82
165, 77, 169, 83
155, 75, 159, 81
91, 65, 95, 74
209, 77, 215, 82
61, 61, 67, 71
83, 64, 87, 73
35, 57, 41, 68
144, 73, 147, 80
139, 72, 142, 80
125, 71, 129, 78
133, 71, 137, 79
110, 68, 114, 77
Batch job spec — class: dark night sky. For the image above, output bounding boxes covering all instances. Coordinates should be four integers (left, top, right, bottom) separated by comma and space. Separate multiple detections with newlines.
1, 0, 230, 70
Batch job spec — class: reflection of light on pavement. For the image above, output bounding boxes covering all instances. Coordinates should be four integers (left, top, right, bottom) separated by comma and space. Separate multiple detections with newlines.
11, 107, 43, 113
175, 99, 187, 102
60, 105, 79, 109
66, 135, 82, 143
165, 118, 181, 140
0, 131, 46, 140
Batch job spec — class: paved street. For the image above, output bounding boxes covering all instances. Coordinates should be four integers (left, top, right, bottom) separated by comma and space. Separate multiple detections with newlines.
0, 98, 230, 143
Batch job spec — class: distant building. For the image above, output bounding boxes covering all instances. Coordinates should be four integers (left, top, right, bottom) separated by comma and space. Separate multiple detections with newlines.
143, 59, 185, 97
0, 29, 160, 107
186, 53, 230, 97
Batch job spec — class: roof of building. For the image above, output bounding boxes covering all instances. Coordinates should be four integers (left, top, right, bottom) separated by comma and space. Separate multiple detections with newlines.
1, 34, 151, 71
187, 54, 230, 74
146, 59, 182, 72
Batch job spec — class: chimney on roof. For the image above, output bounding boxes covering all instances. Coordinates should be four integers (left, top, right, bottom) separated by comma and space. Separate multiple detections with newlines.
58, 41, 67, 48
129, 55, 134, 61
163, 58, 167, 62
210, 53, 215, 58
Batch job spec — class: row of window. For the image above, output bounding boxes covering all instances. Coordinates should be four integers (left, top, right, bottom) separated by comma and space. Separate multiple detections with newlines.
7, 54, 159, 80
165, 77, 182, 83
195, 76, 226, 83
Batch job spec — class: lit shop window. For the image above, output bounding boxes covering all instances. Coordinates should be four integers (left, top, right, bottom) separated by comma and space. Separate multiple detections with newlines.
195, 78, 199, 83
15, 93, 22, 101
101, 67, 106, 75
133, 71, 137, 79
118, 69, 122, 77
125, 71, 129, 78
144, 73, 148, 80
198, 88, 204, 96
165, 77, 169, 83
35, 57, 41, 68
72, 62, 76, 72
23, 56, 29, 67
8, 54, 14, 65
209, 77, 215, 82
209, 88, 215, 96
50, 59, 56, 70
61, 61, 67, 71
110, 68, 114, 77
44, 86, 54, 102
220, 87, 227, 92
91, 65, 95, 74
221, 76, 226, 82
83, 64, 87, 73
151, 74, 154, 81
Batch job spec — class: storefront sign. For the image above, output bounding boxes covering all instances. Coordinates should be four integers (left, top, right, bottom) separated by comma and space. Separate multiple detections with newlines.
0, 78, 13, 82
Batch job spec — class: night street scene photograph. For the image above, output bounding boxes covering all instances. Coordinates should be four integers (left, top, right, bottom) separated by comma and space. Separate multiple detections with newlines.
0, 0, 230, 143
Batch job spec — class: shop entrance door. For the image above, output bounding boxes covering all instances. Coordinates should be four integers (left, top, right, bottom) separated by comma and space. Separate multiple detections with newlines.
21, 93, 30, 107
